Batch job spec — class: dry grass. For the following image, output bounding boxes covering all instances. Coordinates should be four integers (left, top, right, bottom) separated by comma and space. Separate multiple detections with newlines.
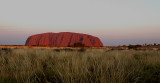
0, 48, 160, 83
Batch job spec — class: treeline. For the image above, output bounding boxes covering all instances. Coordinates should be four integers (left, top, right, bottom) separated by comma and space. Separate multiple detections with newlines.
120, 43, 160, 47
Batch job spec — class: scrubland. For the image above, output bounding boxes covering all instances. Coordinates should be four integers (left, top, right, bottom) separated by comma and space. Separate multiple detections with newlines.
0, 48, 160, 83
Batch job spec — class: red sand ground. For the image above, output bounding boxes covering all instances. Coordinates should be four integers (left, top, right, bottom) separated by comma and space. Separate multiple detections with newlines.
0, 45, 159, 50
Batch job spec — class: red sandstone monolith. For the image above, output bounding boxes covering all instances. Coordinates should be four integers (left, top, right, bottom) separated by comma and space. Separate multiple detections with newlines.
25, 32, 103, 47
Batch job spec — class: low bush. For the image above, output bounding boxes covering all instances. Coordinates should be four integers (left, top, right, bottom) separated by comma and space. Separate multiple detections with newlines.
73, 42, 85, 47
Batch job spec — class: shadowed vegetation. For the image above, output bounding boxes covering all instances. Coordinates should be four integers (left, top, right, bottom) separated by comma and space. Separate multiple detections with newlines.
0, 48, 160, 83
72, 42, 85, 47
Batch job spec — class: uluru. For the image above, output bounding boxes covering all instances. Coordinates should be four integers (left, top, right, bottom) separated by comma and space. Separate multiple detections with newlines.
25, 32, 103, 47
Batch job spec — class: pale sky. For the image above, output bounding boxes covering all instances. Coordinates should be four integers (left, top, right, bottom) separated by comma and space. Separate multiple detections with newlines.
0, 0, 160, 46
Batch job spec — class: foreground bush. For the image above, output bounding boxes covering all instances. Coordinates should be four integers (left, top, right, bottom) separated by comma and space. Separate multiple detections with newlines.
0, 49, 160, 83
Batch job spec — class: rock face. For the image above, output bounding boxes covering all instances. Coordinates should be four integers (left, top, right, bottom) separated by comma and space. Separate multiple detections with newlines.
25, 32, 103, 47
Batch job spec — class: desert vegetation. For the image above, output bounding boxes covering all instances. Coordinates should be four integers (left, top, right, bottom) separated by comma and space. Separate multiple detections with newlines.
72, 42, 85, 47
0, 48, 160, 83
